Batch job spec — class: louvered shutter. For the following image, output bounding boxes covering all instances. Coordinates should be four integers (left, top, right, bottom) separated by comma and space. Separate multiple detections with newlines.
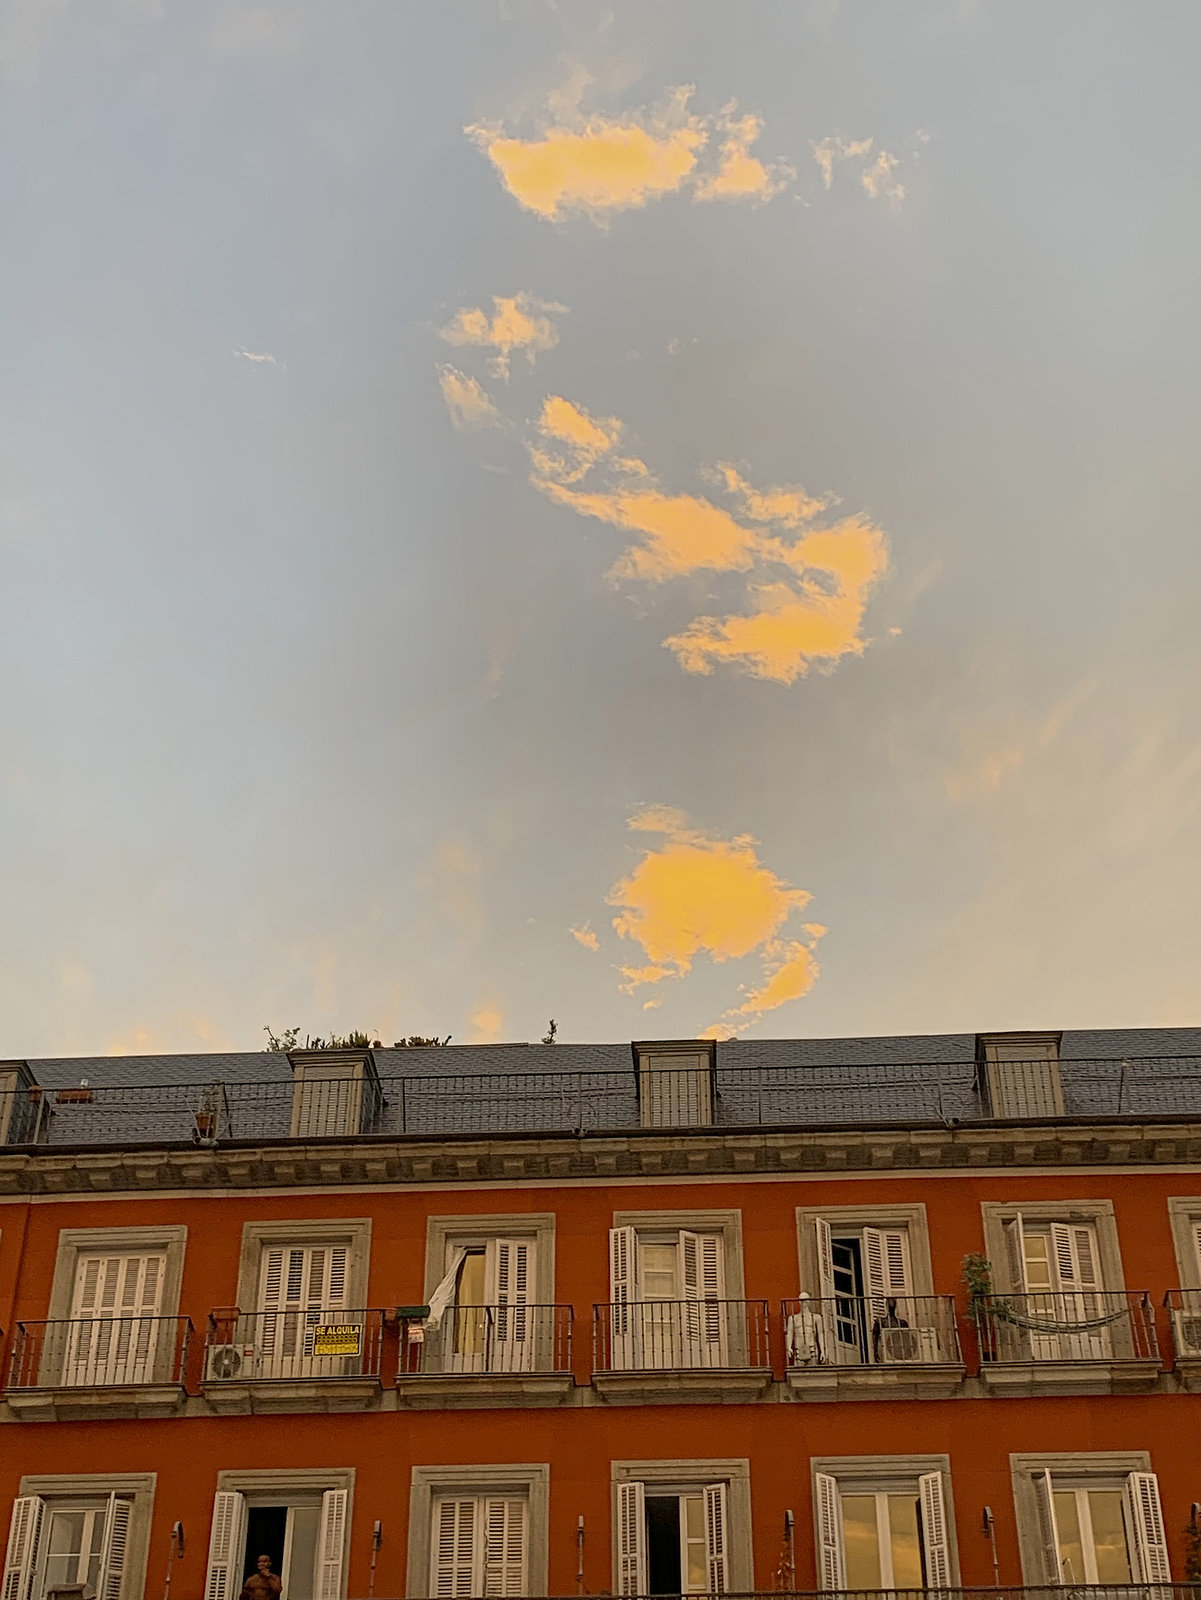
2, 1497, 45, 1600
814, 1474, 846, 1591
66, 1253, 165, 1384
814, 1219, 836, 1302
917, 1473, 952, 1589
863, 1228, 911, 1312
433, 1499, 478, 1598
488, 1239, 535, 1370
1192, 1221, 1201, 1287
616, 1481, 646, 1597
704, 1483, 729, 1594
315, 1489, 349, 1600
1125, 1472, 1171, 1589
482, 1498, 527, 1596
1050, 1222, 1107, 1359
204, 1492, 248, 1600
609, 1226, 638, 1370
1033, 1470, 1063, 1583
98, 1495, 133, 1600
680, 1231, 726, 1365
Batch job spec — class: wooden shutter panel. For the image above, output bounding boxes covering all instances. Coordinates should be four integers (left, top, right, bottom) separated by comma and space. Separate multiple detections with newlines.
2, 1497, 45, 1600
814, 1473, 846, 1591
433, 1500, 478, 1598
1003, 1215, 1028, 1292
814, 1218, 836, 1302
482, 1498, 527, 1596
704, 1483, 729, 1594
1191, 1221, 1201, 1287
204, 1492, 248, 1600
917, 1473, 952, 1589
864, 1228, 911, 1311
315, 1489, 349, 1600
98, 1495, 133, 1600
488, 1239, 535, 1359
1125, 1472, 1171, 1586
1033, 1470, 1063, 1583
609, 1226, 638, 1370
616, 1481, 646, 1597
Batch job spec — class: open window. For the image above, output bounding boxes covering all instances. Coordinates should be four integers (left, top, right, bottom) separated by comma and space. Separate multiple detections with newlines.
2, 1483, 154, 1600
1013, 1462, 1170, 1589
616, 1481, 728, 1596
609, 1226, 727, 1370
426, 1238, 537, 1374
812, 1461, 956, 1591
203, 1487, 349, 1600
1001, 1216, 1109, 1360
977, 1031, 1064, 1119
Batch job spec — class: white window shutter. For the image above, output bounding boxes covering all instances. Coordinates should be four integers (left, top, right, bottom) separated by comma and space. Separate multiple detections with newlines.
432, 1499, 478, 1598
609, 1226, 639, 1370
2, 1497, 45, 1600
204, 1492, 248, 1600
704, 1483, 729, 1595
488, 1239, 535, 1361
1192, 1220, 1201, 1287
1033, 1470, 1063, 1583
814, 1218, 836, 1302
98, 1495, 133, 1600
863, 1228, 910, 1311
814, 1473, 846, 1591
482, 1498, 527, 1596
1073, 1225, 1101, 1290
616, 1481, 646, 1597
917, 1473, 952, 1589
1125, 1472, 1171, 1586
315, 1489, 349, 1600
1003, 1215, 1028, 1293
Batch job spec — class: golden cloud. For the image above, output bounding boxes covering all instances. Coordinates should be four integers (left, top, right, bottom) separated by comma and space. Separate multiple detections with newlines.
439, 365, 501, 430
602, 807, 823, 1032
467, 88, 790, 222
439, 293, 568, 379
570, 922, 600, 951
813, 136, 905, 209
527, 397, 889, 683
467, 1002, 506, 1043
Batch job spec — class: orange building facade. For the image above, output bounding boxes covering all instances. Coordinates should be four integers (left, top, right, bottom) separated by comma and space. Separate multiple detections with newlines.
2, 1030, 1201, 1600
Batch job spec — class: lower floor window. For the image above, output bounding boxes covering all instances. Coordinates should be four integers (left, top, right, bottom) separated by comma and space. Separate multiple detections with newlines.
204, 1489, 348, 1600
618, 1481, 727, 1596
2, 1495, 132, 1600
815, 1467, 952, 1591
431, 1494, 527, 1597
241, 1505, 323, 1600
1035, 1471, 1169, 1586
840, 1492, 924, 1589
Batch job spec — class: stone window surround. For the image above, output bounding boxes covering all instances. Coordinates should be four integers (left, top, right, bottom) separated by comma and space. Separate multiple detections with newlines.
1167, 1198, 1201, 1287
405, 1463, 550, 1599
795, 1204, 935, 1298
17, 1472, 156, 1600
980, 1200, 1127, 1294
233, 1219, 372, 1310
213, 1471, 354, 1599
612, 1209, 746, 1301
421, 1214, 557, 1301
808, 1455, 960, 1586
46, 1226, 188, 1325
1009, 1450, 1153, 1585
609, 1458, 753, 1593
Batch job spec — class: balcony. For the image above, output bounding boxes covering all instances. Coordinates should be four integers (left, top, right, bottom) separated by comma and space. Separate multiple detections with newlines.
395, 1303, 574, 1408
5, 1315, 192, 1420
591, 1299, 771, 1403
201, 1308, 384, 1414
783, 1294, 965, 1400
1163, 1289, 1201, 1389
975, 1291, 1160, 1395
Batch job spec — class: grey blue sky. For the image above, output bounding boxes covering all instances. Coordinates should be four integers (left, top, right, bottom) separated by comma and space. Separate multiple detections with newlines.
3, 0, 1200, 1055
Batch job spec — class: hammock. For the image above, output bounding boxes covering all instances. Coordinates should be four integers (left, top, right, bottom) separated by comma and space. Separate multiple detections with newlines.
988, 1300, 1130, 1334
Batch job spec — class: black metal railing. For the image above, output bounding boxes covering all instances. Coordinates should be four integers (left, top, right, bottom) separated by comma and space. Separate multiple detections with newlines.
337, 1588, 1192, 1600
7, 1316, 192, 1389
593, 1299, 770, 1372
398, 1303, 573, 1376
203, 1308, 385, 1384
4, 1054, 1201, 1150
782, 1294, 963, 1368
975, 1291, 1159, 1364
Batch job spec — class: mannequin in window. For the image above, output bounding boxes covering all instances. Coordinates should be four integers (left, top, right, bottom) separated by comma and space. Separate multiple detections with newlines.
241, 1555, 283, 1600
871, 1296, 910, 1361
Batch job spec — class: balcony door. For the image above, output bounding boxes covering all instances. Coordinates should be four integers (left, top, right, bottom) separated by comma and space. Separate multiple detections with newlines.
63, 1251, 165, 1387
256, 1244, 351, 1379
1004, 1217, 1109, 1360
814, 1220, 913, 1366
609, 1228, 726, 1369
446, 1239, 536, 1374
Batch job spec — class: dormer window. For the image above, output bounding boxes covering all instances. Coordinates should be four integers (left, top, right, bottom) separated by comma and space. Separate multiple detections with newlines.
0, 1061, 41, 1146
633, 1042, 716, 1129
288, 1048, 381, 1139
977, 1032, 1064, 1119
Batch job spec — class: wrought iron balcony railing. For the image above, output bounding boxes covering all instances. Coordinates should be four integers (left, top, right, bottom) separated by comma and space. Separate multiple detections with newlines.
398, 1303, 573, 1376
335, 1587, 1190, 1600
203, 1308, 384, 1384
974, 1291, 1159, 1365
1163, 1288, 1201, 1362
7, 1316, 192, 1389
592, 1299, 770, 1372
782, 1294, 963, 1368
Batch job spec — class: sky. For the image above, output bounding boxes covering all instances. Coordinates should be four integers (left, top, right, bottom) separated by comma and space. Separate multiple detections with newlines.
2, 0, 1201, 1057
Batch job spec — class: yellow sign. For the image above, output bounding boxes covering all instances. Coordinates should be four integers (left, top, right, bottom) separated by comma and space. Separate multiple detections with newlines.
312, 1324, 362, 1357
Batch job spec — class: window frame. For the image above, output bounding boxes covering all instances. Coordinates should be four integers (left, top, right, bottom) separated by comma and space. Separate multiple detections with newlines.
14, 1473, 156, 1600
1166, 1198, 1201, 1287
1009, 1451, 1155, 1585
795, 1205, 934, 1298
609, 1459, 752, 1595
422, 1214, 556, 1303
809, 1455, 960, 1589
42, 1228, 187, 1388
210, 1469, 354, 1600
405, 1465, 549, 1599
612, 1210, 745, 1303
980, 1201, 1126, 1294
234, 1220, 371, 1311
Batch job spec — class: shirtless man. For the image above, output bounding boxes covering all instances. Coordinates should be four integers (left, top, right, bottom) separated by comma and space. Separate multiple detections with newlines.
240, 1555, 282, 1600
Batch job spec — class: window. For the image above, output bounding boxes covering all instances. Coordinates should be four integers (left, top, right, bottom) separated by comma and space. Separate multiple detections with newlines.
609, 1226, 726, 1369
406, 1467, 549, 1600
288, 1049, 380, 1139
634, 1043, 715, 1129
2, 1477, 155, 1600
611, 1462, 751, 1596
0, 1061, 39, 1146
1011, 1458, 1169, 1587
812, 1460, 956, 1591
977, 1031, 1064, 1119
426, 1238, 537, 1373
203, 1480, 351, 1600
1002, 1216, 1108, 1359
63, 1253, 166, 1388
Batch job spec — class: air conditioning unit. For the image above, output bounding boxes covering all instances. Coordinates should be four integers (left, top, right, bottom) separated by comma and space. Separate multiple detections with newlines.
1172, 1313, 1201, 1355
206, 1344, 253, 1380
878, 1327, 941, 1364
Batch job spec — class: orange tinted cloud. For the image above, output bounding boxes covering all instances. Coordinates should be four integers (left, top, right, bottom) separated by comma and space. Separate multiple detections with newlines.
467, 1002, 506, 1042
813, 136, 906, 209
694, 108, 793, 204
439, 365, 501, 430
439, 293, 567, 379
570, 922, 600, 951
528, 397, 889, 683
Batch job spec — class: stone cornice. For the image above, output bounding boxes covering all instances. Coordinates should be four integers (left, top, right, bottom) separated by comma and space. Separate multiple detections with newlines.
2, 1118, 1201, 1196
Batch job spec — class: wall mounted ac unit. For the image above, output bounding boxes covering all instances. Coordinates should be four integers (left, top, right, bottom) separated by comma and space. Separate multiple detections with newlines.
206, 1344, 252, 1380
878, 1326, 941, 1364
1172, 1313, 1201, 1356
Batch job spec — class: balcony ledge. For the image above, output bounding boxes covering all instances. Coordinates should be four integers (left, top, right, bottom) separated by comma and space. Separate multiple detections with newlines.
978, 1358, 1161, 1397
4, 1382, 187, 1422
591, 1367, 772, 1405
785, 1363, 967, 1402
395, 1371, 576, 1409
1172, 1356, 1201, 1391
199, 1376, 382, 1415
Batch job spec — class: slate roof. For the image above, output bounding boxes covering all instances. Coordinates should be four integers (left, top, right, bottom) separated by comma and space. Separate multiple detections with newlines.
4, 1027, 1200, 1149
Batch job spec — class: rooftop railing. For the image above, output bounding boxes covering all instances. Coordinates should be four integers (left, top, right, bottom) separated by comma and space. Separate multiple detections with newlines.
3, 1055, 1201, 1150
974, 1291, 1159, 1365
7, 1316, 192, 1390
782, 1294, 963, 1368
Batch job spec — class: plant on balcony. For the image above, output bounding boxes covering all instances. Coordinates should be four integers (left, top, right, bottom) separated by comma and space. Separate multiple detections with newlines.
961, 1253, 993, 1315
1183, 1510, 1201, 1582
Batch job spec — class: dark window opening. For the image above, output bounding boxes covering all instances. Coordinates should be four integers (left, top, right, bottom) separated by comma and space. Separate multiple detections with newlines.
645, 1496, 681, 1595
243, 1507, 288, 1585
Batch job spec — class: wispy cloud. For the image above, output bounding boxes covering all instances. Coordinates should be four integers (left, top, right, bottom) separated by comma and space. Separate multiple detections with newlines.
467, 87, 790, 223
233, 346, 285, 370
813, 135, 907, 210
527, 396, 889, 683
439, 365, 502, 430
597, 805, 824, 1033
570, 922, 600, 951
467, 1001, 506, 1042
438, 293, 567, 380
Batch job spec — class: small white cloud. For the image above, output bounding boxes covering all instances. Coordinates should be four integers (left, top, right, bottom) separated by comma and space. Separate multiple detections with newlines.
233, 346, 285, 370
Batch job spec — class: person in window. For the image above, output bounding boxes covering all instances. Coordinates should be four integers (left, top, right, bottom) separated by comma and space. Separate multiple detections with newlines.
871, 1296, 910, 1361
240, 1555, 282, 1600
